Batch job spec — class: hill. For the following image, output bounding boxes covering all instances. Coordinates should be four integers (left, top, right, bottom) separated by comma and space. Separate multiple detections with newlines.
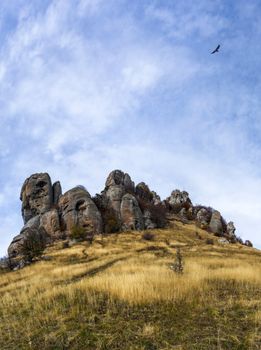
1, 219, 260, 349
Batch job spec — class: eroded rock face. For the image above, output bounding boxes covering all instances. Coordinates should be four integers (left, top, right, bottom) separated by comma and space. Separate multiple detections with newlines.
58, 187, 102, 235
40, 209, 61, 238
209, 210, 223, 235
53, 181, 62, 204
196, 208, 211, 226
105, 186, 125, 216
8, 216, 41, 258
135, 182, 153, 202
226, 221, 236, 236
120, 194, 144, 231
166, 190, 192, 213
105, 170, 135, 193
20, 173, 53, 223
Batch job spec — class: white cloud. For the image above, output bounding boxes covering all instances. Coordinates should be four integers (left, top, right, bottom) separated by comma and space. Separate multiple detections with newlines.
0, 0, 261, 257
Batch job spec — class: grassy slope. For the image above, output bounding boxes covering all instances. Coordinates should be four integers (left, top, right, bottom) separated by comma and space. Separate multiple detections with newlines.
0, 219, 261, 350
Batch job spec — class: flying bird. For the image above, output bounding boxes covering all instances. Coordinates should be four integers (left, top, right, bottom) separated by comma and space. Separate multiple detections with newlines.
211, 44, 220, 54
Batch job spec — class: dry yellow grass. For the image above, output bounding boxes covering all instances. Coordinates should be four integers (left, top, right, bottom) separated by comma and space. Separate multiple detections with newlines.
0, 221, 260, 349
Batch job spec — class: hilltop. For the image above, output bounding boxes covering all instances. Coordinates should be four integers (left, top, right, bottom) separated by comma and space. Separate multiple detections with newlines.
7, 169, 252, 267
0, 220, 260, 349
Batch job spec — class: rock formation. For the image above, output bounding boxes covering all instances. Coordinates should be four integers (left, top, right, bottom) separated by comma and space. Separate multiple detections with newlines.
20, 173, 53, 223
120, 193, 144, 231
209, 210, 223, 236
165, 190, 192, 213
7, 169, 247, 262
58, 186, 102, 235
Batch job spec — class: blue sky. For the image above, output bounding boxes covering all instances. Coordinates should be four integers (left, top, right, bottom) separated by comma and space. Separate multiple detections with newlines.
1, 0, 261, 256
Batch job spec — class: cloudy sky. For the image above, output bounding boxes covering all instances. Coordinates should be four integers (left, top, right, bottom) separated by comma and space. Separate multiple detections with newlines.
1, 0, 261, 256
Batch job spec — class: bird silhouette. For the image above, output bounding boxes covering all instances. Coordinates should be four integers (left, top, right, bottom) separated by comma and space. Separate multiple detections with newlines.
211, 44, 220, 54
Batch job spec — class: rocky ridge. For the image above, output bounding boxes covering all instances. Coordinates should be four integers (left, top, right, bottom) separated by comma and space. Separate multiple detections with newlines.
8, 170, 250, 260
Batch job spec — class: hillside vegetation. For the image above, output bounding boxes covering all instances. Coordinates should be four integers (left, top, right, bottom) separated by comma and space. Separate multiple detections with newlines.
0, 219, 260, 350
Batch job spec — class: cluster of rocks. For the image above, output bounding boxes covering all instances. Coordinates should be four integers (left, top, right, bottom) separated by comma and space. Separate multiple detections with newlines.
7, 170, 252, 260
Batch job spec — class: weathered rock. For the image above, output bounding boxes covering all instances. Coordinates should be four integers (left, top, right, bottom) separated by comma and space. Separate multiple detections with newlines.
244, 240, 253, 247
105, 170, 135, 193
58, 186, 102, 235
120, 193, 144, 231
179, 207, 188, 219
196, 208, 211, 225
8, 216, 41, 257
151, 191, 161, 206
105, 185, 125, 216
40, 209, 61, 238
226, 221, 236, 236
53, 181, 62, 204
20, 173, 53, 223
209, 210, 223, 235
135, 182, 153, 202
8, 233, 26, 258
166, 190, 192, 213
218, 238, 229, 244
143, 209, 157, 229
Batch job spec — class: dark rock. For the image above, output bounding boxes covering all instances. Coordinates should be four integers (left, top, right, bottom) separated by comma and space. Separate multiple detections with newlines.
20, 173, 53, 223
53, 181, 62, 204
244, 240, 253, 247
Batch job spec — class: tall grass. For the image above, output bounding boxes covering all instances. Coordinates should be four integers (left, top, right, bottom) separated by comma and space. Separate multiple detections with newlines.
0, 223, 260, 349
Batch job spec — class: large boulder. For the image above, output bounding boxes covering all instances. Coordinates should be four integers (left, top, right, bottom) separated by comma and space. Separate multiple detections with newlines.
166, 190, 192, 213
120, 193, 144, 231
58, 186, 102, 235
20, 173, 53, 223
102, 170, 136, 230
209, 210, 223, 235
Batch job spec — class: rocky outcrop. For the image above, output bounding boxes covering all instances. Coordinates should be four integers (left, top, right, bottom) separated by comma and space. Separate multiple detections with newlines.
7, 169, 249, 263
20, 173, 53, 223
105, 170, 135, 193
120, 194, 144, 231
58, 187, 102, 235
166, 190, 192, 213
209, 210, 223, 236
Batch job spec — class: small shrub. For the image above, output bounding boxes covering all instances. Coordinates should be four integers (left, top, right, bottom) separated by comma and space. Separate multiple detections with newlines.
206, 238, 214, 245
69, 225, 86, 241
170, 248, 184, 274
142, 232, 155, 241
165, 238, 170, 246
21, 228, 48, 263
103, 208, 120, 233
62, 241, 69, 249
195, 232, 202, 240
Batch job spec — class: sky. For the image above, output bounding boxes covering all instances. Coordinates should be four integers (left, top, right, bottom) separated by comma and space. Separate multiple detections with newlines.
1, 0, 261, 256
